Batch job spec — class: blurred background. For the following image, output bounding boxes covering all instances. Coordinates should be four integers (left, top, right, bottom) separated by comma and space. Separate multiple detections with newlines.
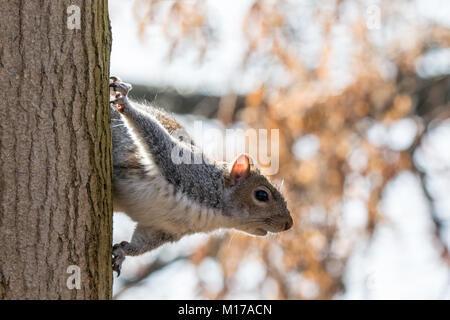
109, 0, 450, 299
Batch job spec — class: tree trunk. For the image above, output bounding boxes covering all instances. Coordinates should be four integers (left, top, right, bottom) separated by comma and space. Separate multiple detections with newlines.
0, 0, 112, 299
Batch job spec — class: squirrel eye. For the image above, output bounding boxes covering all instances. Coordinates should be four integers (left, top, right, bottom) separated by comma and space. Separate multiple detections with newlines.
254, 190, 269, 202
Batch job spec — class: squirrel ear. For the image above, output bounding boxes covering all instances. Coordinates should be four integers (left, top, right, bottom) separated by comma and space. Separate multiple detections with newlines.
229, 154, 251, 184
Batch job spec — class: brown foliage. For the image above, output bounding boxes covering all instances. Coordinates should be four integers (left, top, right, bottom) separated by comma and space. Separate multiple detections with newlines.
125, 0, 450, 299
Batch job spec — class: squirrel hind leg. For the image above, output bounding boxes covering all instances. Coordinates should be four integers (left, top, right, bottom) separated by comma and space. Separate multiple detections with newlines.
112, 225, 176, 276
112, 241, 127, 276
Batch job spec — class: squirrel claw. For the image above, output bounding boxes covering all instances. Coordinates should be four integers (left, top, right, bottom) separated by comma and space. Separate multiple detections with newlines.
112, 242, 127, 277
109, 78, 132, 96
112, 259, 124, 277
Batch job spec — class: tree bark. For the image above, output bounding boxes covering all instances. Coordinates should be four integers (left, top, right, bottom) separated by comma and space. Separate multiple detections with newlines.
0, 0, 112, 299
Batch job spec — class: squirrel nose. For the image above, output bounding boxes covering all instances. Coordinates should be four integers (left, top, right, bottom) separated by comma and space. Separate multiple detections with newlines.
284, 217, 294, 231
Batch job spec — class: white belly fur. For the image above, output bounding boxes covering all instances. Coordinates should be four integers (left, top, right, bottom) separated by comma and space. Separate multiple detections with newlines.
113, 163, 229, 236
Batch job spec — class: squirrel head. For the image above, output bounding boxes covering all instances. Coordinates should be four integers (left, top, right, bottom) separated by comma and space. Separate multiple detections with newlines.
223, 154, 293, 236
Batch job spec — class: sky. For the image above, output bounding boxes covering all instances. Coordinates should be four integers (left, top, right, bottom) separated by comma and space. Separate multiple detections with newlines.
109, 0, 254, 95
109, 0, 450, 299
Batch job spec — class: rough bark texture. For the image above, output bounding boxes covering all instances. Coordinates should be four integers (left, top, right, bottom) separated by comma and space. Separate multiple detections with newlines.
0, 0, 112, 299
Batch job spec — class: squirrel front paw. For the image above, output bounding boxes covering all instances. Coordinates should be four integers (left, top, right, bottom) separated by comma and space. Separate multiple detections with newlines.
109, 76, 132, 113
112, 241, 128, 277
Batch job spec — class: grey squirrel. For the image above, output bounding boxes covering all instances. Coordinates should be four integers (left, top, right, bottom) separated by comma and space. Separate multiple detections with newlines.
109, 77, 293, 276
